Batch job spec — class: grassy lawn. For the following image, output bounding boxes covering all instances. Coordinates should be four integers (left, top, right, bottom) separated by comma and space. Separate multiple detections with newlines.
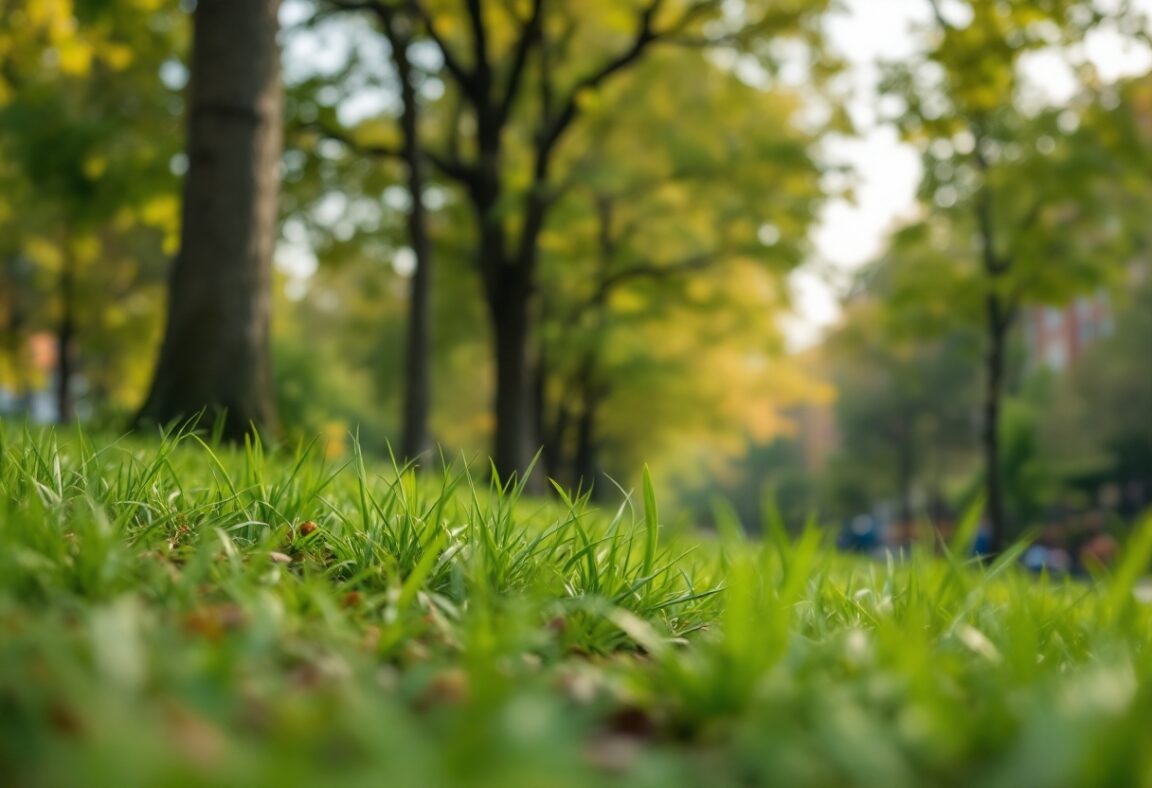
1, 427, 1151, 787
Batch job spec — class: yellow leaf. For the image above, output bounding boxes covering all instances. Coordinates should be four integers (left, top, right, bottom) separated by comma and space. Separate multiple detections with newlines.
57, 39, 93, 76
102, 43, 133, 70
113, 207, 136, 231
24, 236, 62, 269
574, 88, 601, 113
74, 234, 101, 264
83, 155, 107, 180
140, 194, 179, 228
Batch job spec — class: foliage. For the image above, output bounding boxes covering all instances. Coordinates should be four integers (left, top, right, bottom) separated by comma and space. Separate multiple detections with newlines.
534, 48, 830, 487
824, 287, 982, 520
0, 0, 186, 413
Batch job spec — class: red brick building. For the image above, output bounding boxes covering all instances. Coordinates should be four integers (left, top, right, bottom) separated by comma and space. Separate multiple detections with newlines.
1023, 292, 1115, 372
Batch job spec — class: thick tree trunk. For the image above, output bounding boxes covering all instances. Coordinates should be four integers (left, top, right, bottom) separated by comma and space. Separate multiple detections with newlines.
392, 32, 433, 464
136, 0, 282, 441
982, 291, 1010, 553
490, 282, 532, 481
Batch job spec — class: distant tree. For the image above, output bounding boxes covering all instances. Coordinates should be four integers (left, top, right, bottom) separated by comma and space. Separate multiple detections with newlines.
1041, 278, 1152, 502
137, 0, 284, 440
878, 0, 1145, 551
0, 0, 184, 421
532, 49, 828, 490
827, 288, 981, 526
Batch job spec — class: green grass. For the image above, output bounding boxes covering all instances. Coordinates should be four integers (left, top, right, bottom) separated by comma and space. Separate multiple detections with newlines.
2, 426, 1152, 787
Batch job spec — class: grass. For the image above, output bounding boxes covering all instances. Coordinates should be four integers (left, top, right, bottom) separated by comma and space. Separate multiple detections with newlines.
2, 426, 1152, 787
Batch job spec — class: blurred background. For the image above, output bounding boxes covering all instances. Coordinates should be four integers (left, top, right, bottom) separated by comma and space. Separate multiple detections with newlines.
0, 0, 1150, 559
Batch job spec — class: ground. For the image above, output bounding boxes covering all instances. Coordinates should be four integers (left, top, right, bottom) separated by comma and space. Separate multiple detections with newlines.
1, 426, 1151, 787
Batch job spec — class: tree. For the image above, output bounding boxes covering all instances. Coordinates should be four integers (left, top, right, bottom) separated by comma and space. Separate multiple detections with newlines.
827, 271, 982, 526
306, 0, 829, 479
0, 0, 184, 422
532, 49, 827, 490
878, 0, 1144, 551
137, 0, 284, 441
302, 1, 438, 462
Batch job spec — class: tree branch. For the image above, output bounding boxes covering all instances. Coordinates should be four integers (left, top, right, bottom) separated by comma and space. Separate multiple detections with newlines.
296, 119, 404, 160
465, 0, 491, 90
970, 120, 1011, 277
498, 0, 546, 124
925, 0, 954, 33
424, 148, 477, 184
409, 0, 473, 89
540, 0, 667, 157
592, 252, 715, 304
297, 118, 476, 185
319, 0, 395, 27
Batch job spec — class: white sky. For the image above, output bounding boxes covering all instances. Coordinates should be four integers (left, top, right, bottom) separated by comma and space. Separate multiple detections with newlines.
786, 0, 1152, 349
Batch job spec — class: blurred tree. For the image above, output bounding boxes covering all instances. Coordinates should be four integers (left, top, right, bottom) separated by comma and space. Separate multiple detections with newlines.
137, 0, 283, 440
533, 49, 829, 490
878, 0, 1145, 550
301, 0, 438, 462
302, 0, 831, 479
1041, 279, 1152, 504
0, 0, 184, 421
826, 287, 981, 527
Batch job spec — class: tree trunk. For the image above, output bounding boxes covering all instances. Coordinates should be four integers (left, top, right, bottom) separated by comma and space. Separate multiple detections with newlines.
136, 0, 282, 441
534, 343, 568, 483
572, 390, 600, 495
55, 257, 75, 423
391, 29, 433, 464
895, 429, 915, 529
982, 291, 1010, 553
490, 281, 533, 481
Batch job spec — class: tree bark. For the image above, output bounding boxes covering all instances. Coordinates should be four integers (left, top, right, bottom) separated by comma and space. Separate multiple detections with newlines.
572, 389, 600, 494
136, 0, 282, 441
55, 255, 75, 423
490, 274, 533, 481
388, 22, 434, 464
895, 425, 915, 528
970, 120, 1013, 555
982, 291, 1010, 553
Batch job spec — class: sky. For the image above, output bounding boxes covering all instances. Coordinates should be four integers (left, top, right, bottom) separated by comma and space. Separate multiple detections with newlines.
787, 0, 1152, 349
